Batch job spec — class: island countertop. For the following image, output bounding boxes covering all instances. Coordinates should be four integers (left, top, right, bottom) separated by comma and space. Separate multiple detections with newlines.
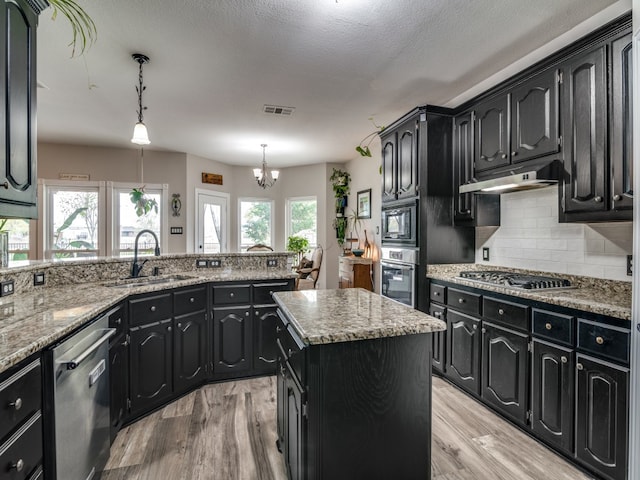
273, 288, 446, 345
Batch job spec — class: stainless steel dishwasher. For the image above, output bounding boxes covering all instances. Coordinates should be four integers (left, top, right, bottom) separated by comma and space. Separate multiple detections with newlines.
45, 309, 116, 480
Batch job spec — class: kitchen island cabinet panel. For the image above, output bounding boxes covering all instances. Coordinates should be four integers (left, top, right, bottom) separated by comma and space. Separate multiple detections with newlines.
253, 306, 279, 375
173, 311, 208, 393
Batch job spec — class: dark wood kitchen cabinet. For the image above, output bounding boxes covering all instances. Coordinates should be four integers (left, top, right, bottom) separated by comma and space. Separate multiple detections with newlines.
253, 306, 279, 375
474, 95, 510, 172
173, 310, 208, 393
109, 333, 129, 444
381, 113, 420, 203
428, 302, 446, 374
212, 306, 253, 376
445, 309, 481, 396
481, 322, 529, 425
0, 0, 45, 219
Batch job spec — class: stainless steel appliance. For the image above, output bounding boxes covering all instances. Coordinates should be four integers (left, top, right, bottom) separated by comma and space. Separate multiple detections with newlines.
458, 270, 572, 290
459, 159, 561, 194
381, 247, 418, 307
46, 310, 116, 480
381, 201, 417, 247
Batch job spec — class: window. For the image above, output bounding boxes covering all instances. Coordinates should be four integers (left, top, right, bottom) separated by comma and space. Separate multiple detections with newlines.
0, 218, 30, 261
286, 197, 317, 247
239, 199, 273, 251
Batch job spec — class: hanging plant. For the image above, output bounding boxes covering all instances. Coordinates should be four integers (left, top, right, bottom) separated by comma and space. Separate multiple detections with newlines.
355, 117, 386, 157
130, 187, 158, 217
48, 0, 97, 57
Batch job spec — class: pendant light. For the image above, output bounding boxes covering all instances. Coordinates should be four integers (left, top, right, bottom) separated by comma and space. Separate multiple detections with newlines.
253, 144, 280, 188
131, 53, 151, 145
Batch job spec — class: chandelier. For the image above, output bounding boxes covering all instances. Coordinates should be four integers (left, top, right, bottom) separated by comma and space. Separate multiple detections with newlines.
131, 53, 151, 145
253, 144, 279, 188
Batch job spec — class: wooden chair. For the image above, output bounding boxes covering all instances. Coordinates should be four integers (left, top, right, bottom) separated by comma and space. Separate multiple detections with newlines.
296, 245, 323, 290
246, 244, 273, 251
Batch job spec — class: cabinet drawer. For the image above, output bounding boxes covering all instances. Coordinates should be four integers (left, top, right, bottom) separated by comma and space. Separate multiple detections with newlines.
532, 309, 574, 347
253, 281, 293, 305
0, 360, 41, 445
0, 413, 42, 480
428, 302, 446, 321
429, 284, 446, 303
129, 293, 173, 327
212, 284, 251, 305
483, 297, 529, 332
447, 288, 481, 316
577, 319, 630, 365
108, 304, 126, 335
174, 286, 207, 315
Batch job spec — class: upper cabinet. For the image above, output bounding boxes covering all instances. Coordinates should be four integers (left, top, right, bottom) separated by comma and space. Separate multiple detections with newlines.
381, 113, 420, 203
0, 0, 44, 219
474, 68, 560, 176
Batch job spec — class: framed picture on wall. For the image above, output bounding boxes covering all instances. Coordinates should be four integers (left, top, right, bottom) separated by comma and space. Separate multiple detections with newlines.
356, 189, 371, 219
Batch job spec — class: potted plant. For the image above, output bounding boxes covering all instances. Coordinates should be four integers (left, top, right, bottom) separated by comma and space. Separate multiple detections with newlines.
355, 117, 386, 157
287, 235, 309, 267
130, 187, 158, 217
330, 168, 351, 216
332, 217, 348, 248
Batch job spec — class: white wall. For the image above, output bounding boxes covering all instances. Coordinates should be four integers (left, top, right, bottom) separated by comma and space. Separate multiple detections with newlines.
476, 186, 632, 281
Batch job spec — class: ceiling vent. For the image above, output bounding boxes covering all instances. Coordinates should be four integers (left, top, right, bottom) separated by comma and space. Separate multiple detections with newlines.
263, 104, 295, 116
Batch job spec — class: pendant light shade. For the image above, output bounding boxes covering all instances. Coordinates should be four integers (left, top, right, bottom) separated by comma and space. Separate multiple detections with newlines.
131, 53, 151, 145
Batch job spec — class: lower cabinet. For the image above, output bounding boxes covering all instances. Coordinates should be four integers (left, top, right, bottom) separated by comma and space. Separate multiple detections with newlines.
174, 311, 209, 393
445, 309, 481, 395
213, 306, 253, 376
253, 306, 280, 375
481, 322, 529, 425
531, 339, 574, 453
109, 333, 129, 444
284, 362, 305, 480
428, 303, 446, 374
575, 354, 628, 480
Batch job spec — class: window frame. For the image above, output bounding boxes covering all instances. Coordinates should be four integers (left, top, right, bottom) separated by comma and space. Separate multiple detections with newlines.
286, 195, 318, 248
238, 197, 274, 252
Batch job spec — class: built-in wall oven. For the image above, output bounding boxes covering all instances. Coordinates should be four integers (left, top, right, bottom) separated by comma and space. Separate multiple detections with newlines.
381, 201, 417, 247
380, 247, 418, 308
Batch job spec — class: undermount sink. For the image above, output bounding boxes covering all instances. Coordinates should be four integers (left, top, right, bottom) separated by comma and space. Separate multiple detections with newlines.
103, 274, 196, 288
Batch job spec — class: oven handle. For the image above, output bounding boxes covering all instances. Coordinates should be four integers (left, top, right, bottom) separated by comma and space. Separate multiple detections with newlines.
381, 260, 415, 270
62, 329, 116, 370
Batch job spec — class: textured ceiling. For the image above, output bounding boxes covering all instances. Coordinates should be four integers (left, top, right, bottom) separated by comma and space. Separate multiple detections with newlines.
36, 0, 630, 167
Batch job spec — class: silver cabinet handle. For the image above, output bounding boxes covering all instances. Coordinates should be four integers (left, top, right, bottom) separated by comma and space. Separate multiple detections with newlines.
10, 459, 24, 472
255, 310, 260, 316
511, 151, 517, 156
561, 356, 568, 363
434, 291, 440, 296
269, 290, 274, 296
458, 298, 465, 304
480, 155, 487, 160
594, 196, 603, 203
245, 311, 249, 317
190, 297, 195, 303
167, 326, 172, 332
480, 327, 484, 333
0, 181, 8, 190
501, 153, 507, 159
433, 311, 441, 318
150, 306, 156, 312
230, 292, 235, 298
276, 325, 281, 333
576, 363, 583, 370
613, 194, 622, 201
114, 318, 122, 325
596, 336, 604, 345
498, 308, 504, 315
8, 398, 22, 410
545, 323, 552, 330
177, 323, 182, 328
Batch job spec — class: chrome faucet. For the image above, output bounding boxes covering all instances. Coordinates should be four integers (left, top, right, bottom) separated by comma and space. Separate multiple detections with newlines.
130, 229, 161, 278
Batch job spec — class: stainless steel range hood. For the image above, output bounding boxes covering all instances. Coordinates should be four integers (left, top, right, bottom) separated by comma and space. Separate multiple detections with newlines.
459, 160, 562, 194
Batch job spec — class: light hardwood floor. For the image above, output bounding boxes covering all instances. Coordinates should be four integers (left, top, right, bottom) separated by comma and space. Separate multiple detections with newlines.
103, 376, 594, 480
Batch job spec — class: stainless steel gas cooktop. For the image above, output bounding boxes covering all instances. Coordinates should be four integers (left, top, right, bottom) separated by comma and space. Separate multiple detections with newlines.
458, 270, 572, 290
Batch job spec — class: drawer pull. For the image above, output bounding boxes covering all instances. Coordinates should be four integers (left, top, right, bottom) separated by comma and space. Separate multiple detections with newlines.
269, 290, 274, 296
190, 297, 195, 303
276, 326, 281, 333
8, 398, 22, 410
167, 326, 172, 332
576, 363, 583, 370
501, 153, 507, 159
177, 323, 182, 328
434, 292, 440, 296
433, 311, 441, 318
150, 306, 156, 312
245, 311, 249, 317
474, 325, 478, 330
595, 336, 604, 345
561, 356, 568, 363
498, 308, 504, 315
288, 348, 295, 357
545, 323, 552, 330
10, 459, 24, 472
230, 292, 235, 298
255, 310, 260, 316
480, 327, 485, 333
114, 318, 122, 325
594, 196, 603, 203
458, 298, 465, 304
613, 194, 622, 201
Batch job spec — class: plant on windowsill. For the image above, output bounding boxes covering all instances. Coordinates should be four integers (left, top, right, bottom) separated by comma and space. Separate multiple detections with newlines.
130, 187, 158, 217
287, 235, 309, 268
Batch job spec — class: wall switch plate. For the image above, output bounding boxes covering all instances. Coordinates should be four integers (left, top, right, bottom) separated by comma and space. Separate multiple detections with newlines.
33, 272, 45, 286
627, 255, 633, 276
482, 247, 490, 261
196, 259, 208, 268
266, 258, 278, 268
0, 280, 14, 297
210, 259, 222, 268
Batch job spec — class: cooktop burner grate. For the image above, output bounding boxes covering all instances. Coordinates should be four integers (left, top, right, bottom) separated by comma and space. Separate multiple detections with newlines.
458, 270, 572, 290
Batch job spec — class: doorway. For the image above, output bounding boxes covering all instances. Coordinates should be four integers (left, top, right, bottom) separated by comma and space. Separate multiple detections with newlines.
195, 190, 229, 253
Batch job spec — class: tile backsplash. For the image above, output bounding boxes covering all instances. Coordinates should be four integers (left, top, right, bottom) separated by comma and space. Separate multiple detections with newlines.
475, 186, 632, 281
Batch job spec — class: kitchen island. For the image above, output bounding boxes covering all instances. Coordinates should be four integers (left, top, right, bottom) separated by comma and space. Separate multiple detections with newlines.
273, 288, 446, 480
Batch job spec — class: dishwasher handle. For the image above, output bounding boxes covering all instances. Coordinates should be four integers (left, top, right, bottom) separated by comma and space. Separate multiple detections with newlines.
64, 329, 116, 370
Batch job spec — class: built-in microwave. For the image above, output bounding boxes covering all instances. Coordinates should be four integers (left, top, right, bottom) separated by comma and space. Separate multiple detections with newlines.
381, 201, 417, 246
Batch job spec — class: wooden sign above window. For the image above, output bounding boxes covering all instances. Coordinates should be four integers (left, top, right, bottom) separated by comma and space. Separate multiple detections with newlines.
202, 172, 223, 185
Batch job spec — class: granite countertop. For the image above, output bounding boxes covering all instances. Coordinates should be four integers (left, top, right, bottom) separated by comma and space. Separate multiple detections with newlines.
0, 269, 296, 374
427, 264, 631, 321
273, 288, 446, 345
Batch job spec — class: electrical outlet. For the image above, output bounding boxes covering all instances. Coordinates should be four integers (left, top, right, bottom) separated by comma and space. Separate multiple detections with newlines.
33, 272, 45, 286
210, 259, 222, 268
0, 280, 14, 297
196, 259, 208, 268
482, 247, 490, 261
266, 258, 278, 268
627, 255, 633, 276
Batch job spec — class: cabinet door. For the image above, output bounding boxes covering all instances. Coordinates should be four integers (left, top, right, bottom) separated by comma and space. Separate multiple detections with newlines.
276, 361, 286, 452
174, 311, 208, 392
285, 367, 305, 480
475, 95, 510, 172
575, 354, 628, 480
109, 334, 129, 444
396, 119, 419, 200
561, 46, 607, 214
610, 33, 633, 211
453, 112, 475, 222
531, 340, 573, 454
481, 323, 529, 425
213, 307, 252, 375
445, 309, 481, 395
253, 306, 279, 375
0, 0, 38, 218
510, 68, 560, 163
381, 134, 396, 202
129, 320, 173, 415
429, 303, 446, 374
